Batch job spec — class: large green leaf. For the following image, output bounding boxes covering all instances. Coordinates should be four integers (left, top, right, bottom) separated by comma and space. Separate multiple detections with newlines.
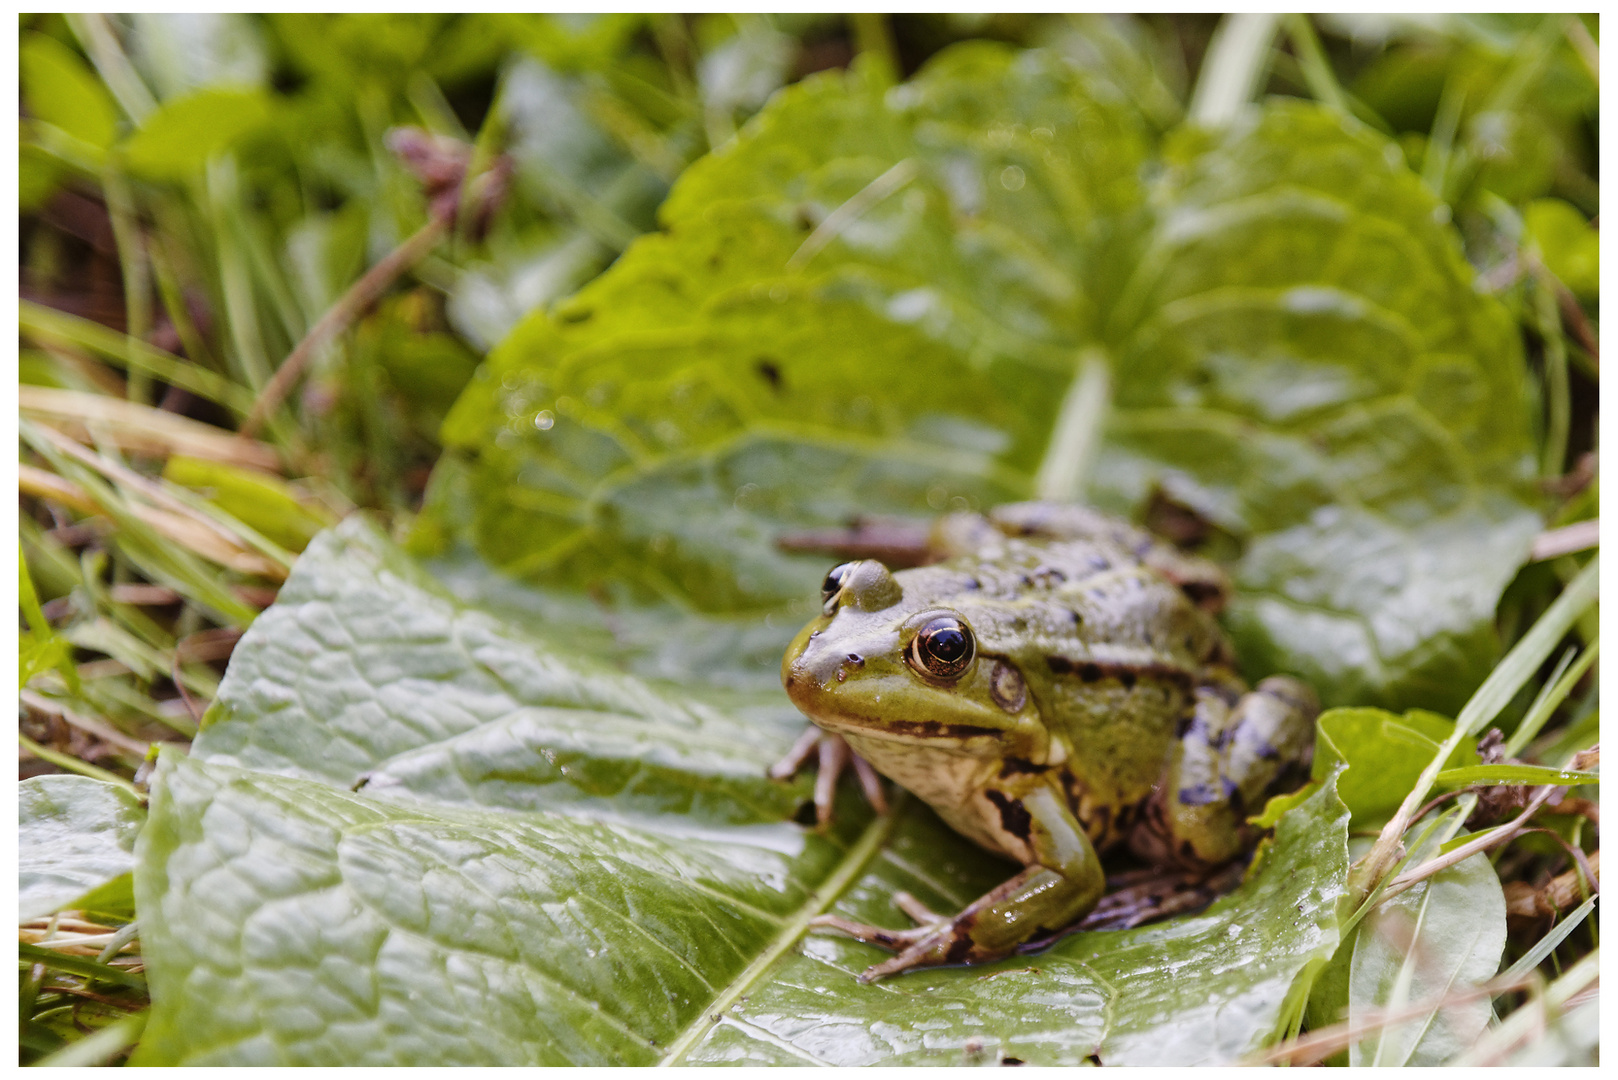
134, 518, 1350, 1065
19, 776, 146, 921
419, 43, 1539, 713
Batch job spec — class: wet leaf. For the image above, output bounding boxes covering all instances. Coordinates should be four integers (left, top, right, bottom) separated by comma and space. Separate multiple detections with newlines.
135, 519, 1350, 1065
19, 776, 146, 921
1312, 707, 1479, 827
420, 44, 1540, 714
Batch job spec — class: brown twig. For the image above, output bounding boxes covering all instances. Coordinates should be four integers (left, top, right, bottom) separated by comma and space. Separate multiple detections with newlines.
1379, 784, 1562, 903
1556, 285, 1599, 366
238, 214, 450, 439
172, 627, 244, 726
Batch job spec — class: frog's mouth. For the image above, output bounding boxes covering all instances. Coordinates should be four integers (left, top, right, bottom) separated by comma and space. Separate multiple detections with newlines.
783, 659, 1007, 746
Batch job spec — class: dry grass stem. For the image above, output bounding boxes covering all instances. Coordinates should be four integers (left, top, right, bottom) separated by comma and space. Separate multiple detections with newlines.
19, 689, 152, 758
21, 386, 280, 472
1249, 971, 1538, 1065
1529, 519, 1599, 561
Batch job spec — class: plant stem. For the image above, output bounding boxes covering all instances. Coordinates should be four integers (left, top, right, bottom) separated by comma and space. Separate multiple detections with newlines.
18, 733, 141, 795
1283, 14, 1349, 116
1188, 13, 1281, 127
239, 214, 450, 439
1034, 349, 1111, 503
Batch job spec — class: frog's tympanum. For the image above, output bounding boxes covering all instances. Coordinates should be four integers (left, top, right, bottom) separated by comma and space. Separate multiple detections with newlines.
778, 503, 1317, 981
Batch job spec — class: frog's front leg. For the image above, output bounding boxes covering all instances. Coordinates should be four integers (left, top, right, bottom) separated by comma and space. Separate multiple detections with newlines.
769, 726, 888, 827
1131, 676, 1318, 868
811, 783, 1105, 982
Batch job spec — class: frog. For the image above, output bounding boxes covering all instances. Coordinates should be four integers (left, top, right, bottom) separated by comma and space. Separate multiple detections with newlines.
776, 502, 1318, 982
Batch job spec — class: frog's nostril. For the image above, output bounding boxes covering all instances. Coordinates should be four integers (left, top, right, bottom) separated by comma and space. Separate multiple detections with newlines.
846, 653, 864, 667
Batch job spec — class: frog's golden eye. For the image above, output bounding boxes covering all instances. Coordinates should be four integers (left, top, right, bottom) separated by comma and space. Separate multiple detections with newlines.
822, 563, 856, 605
909, 616, 975, 680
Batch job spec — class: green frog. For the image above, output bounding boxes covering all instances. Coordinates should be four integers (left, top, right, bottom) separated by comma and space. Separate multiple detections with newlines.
776, 502, 1317, 982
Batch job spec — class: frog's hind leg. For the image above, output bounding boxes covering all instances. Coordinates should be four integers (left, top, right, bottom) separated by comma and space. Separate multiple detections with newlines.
1129, 676, 1319, 869
811, 784, 1105, 982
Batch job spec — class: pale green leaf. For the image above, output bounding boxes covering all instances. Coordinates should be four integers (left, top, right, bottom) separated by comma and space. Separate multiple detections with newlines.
1346, 849, 1506, 1066
19, 776, 147, 921
21, 33, 120, 150
121, 88, 274, 179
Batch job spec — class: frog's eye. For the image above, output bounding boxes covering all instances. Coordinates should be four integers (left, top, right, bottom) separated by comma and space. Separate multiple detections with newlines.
908, 616, 975, 680
821, 563, 856, 605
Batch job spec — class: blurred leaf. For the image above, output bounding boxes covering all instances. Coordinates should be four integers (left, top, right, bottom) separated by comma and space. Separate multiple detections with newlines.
19, 145, 65, 212
1524, 198, 1598, 300
21, 32, 120, 150
422, 44, 1540, 714
1346, 850, 1505, 1065
1436, 763, 1598, 787
20, 548, 79, 692
503, 12, 648, 73
128, 12, 269, 99
121, 88, 275, 180
19, 776, 146, 922
445, 231, 608, 351
163, 456, 335, 553
133, 518, 1351, 1064
1312, 708, 1479, 828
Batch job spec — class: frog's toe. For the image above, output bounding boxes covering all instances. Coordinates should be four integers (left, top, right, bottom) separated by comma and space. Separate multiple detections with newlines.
769, 726, 888, 827
808, 913, 935, 952
892, 890, 948, 926
767, 725, 824, 780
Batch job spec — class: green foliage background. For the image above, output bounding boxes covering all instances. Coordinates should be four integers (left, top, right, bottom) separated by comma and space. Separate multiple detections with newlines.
19, 13, 1599, 1067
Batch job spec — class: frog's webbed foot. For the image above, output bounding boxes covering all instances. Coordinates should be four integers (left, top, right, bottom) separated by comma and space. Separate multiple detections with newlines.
768, 726, 887, 828
808, 891, 948, 956
810, 886, 996, 983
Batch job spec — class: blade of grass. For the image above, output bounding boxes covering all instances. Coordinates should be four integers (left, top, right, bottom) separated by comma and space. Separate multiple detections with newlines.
1506, 637, 1598, 756
1435, 763, 1599, 787
20, 385, 280, 471
32, 1011, 147, 1068
207, 156, 272, 390
65, 12, 155, 122
1450, 948, 1598, 1065
20, 300, 254, 414
1282, 14, 1349, 116
29, 421, 295, 571
18, 734, 141, 794
1500, 895, 1597, 984
1533, 271, 1572, 477
1350, 556, 1597, 902
1188, 12, 1281, 126
101, 167, 153, 405
239, 212, 450, 437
